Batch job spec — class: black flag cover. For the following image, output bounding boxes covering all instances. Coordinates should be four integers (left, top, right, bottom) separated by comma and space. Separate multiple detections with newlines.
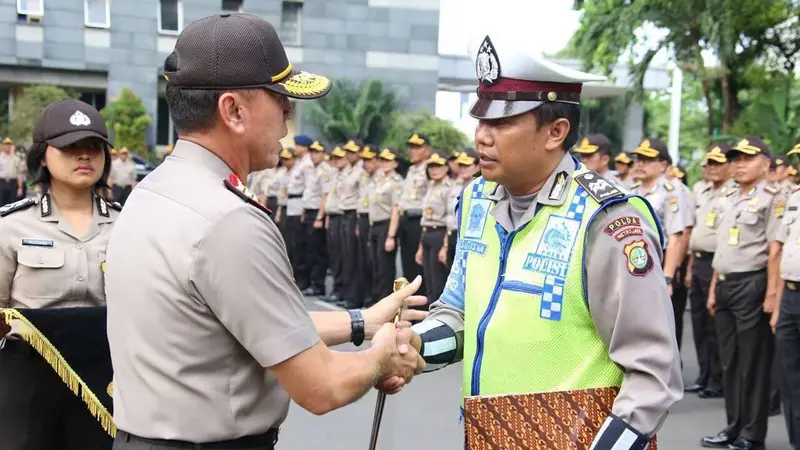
1, 307, 115, 437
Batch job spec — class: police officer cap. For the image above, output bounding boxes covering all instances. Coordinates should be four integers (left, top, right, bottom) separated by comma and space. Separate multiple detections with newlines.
33, 99, 112, 148
633, 138, 672, 165
279, 147, 296, 159
294, 135, 314, 147
457, 148, 479, 166
162, 13, 330, 100
772, 154, 790, 169
2, 137, 13, 145
343, 139, 363, 153
790, 139, 800, 156
330, 146, 347, 159
407, 133, 429, 147
704, 143, 730, 164
378, 147, 399, 161
573, 134, 612, 156
426, 149, 449, 166
360, 145, 377, 159
614, 152, 633, 165
727, 136, 771, 158
309, 141, 326, 152
468, 32, 606, 120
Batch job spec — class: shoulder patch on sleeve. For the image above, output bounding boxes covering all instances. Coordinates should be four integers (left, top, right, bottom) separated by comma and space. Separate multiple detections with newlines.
765, 185, 778, 195
224, 179, 273, 217
573, 171, 625, 203
774, 199, 786, 218
623, 239, 655, 276
0, 197, 36, 217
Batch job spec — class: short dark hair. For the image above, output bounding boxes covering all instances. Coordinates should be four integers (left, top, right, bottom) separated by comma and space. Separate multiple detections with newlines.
27, 142, 112, 188
532, 103, 581, 151
166, 86, 263, 135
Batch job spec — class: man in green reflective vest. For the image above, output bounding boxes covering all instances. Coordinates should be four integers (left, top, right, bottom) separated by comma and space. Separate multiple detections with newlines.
410, 31, 683, 450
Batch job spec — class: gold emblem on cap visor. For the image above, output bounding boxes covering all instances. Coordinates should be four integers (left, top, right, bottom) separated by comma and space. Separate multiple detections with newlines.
379, 148, 397, 161
734, 139, 761, 155
408, 133, 425, 146
427, 154, 447, 165
547, 92, 557, 101
574, 138, 598, 154
634, 139, 659, 158
279, 71, 331, 98
310, 141, 325, 152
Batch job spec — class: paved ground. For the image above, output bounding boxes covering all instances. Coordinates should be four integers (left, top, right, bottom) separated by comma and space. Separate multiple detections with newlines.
277, 298, 791, 450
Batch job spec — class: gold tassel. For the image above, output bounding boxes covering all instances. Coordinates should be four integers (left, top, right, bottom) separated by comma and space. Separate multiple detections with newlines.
1, 309, 117, 437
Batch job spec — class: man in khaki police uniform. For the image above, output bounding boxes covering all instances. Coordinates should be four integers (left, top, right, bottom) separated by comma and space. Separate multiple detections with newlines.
0, 137, 24, 206
105, 13, 426, 450
572, 134, 624, 187
339, 139, 365, 308
684, 144, 730, 399
702, 137, 786, 450
773, 180, 800, 449
356, 146, 379, 305
410, 33, 681, 450
324, 146, 346, 305
300, 141, 329, 297
613, 151, 634, 188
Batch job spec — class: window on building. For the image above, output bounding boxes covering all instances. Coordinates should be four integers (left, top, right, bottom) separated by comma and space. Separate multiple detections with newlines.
221, 0, 243, 12
17, 0, 43, 16
85, 0, 110, 28
0, 88, 10, 131
79, 92, 107, 111
158, 0, 183, 34
280, 1, 302, 46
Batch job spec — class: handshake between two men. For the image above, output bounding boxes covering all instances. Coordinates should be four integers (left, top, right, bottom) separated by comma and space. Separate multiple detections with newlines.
270, 276, 429, 417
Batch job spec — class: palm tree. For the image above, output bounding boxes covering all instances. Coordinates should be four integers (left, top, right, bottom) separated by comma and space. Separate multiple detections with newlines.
306, 78, 398, 145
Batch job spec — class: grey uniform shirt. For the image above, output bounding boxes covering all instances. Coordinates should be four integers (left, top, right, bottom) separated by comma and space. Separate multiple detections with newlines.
632, 177, 688, 236
420, 178, 452, 227
357, 170, 376, 214
712, 180, 785, 274
338, 164, 363, 211
276, 167, 289, 207
0, 193, 118, 309
689, 182, 731, 253
301, 163, 326, 211
285, 163, 308, 217
446, 179, 465, 232
397, 163, 428, 212
110, 159, 137, 187
776, 188, 800, 281
262, 168, 282, 198
677, 181, 696, 228
326, 167, 344, 215
417, 154, 682, 437
105, 140, 319, 442
369, 171, 402, 223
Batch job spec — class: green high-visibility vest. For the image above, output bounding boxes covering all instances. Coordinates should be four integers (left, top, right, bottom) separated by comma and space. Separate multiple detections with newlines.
457, 167, 661, 400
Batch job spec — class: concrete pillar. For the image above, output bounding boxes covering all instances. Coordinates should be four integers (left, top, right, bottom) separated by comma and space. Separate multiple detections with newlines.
623, 101, 644, 151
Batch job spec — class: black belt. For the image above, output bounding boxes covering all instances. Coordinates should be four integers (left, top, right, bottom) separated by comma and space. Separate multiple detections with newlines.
423, 225, 445, 232
370, 219, 389, 226
288, 194, 302, 199
717, 269, 766, 282
328, 212, 342, 217
693, 251, 714, 260
402, 209, 423, 218
117, 429, 278, 449
786, 281, 800, 292
343, 209, 357, 215
358, 212, 369, 218
267, 195, 277, 200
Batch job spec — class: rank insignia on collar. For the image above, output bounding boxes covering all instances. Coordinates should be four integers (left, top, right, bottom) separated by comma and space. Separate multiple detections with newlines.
225, 173, 273, 216
41, 193, 51, 217
574, 171, 624, 203
476, 35, 501, 86
548, 171, 568, 200
97, 197, 109, 217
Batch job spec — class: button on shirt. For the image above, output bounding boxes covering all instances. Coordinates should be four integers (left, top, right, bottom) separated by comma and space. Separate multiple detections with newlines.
301, 163, 326, 210
712, 180, 785, 274
369, 172, 402, 222
777, 188, 800, 282
397, 163, 428, 211
105, 140, 319, 442
421, 178, 452, 227
689, 182, 731, 253
357, 171, 377, 214
0, 193, 118, 309
632, 177, 688, 236
285, 163, 307, 217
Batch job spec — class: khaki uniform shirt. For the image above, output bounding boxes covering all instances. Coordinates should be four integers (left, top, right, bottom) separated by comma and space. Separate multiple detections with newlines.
689, 182, 732, 253
369, 171, 402, 223
776, 187, 800, 281
0, 193, 118, 309
357, 171, 377, 214
446, 179, 465, 232
421, 153, 682, 436
692, 180, 710, 197
110, 159, 137, 187
632, 177, 688, 236
262, 168, 282, 198
397, 163, 428, 212
105, 140, 319, 442
275, 167, 289, 207
712, 180, 785, 274
301, 163, 326, 211
420, 178, 452, 228
285, 163, 307, 217
0, 152, 19, 179
338, 164, 363, 211
247, 169, 270, 198
325, 168, 344, 215
677, 181, 696, 228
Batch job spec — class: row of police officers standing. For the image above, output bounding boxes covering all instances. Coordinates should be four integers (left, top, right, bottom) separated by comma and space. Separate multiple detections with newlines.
245, 133, 479, 310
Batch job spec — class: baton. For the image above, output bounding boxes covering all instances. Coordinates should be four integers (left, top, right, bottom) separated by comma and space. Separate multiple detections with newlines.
368, 277, 409, 450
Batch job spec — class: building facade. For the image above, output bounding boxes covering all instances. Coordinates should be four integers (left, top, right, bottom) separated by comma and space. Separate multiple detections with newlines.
0, 0, 441, 149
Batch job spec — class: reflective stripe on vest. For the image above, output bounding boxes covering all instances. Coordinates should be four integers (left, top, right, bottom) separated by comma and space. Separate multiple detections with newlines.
457, 169, 661, 401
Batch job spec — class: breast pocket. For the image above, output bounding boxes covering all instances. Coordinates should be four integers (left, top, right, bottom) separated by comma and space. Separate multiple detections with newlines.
14, 247, 66, 299
89, 250, 107, 301
737, 211, 760, 227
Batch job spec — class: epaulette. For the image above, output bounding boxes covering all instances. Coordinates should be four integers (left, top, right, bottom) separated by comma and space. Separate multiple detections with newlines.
0, 197, 36, 217
224, 178, 272, 216
630, 181, 641, 189
573, 171, 625, 203
726, 188, 737, 197
445, 178, 453, 187
764, 185, 778, 195
108, 201, 122, 211
664, 182, 675, 191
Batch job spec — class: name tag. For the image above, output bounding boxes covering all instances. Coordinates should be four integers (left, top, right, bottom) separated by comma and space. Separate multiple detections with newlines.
705, 211, 716, 228
728, 227, 740, 246
22, 238, 54, 248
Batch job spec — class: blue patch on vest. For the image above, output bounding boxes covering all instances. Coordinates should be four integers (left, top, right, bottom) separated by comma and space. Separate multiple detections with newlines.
539, 276, 565, 321
458, 239, 487, 255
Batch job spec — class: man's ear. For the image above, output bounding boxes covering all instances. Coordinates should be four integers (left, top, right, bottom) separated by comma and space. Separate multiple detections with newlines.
218, 92, 247, 134
544, 118, 570, 152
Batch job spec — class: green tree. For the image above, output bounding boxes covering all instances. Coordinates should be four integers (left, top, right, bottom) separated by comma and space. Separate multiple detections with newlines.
732, 68, 800, 154
100, 88, 152, 155
9, 85, 78, 144
306, 78, 398, 145
579, 96, 629, 150
383, 110, 468, 159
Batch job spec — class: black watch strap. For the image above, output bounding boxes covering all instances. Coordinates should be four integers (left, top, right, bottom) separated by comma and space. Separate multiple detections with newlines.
348, 309, 365, 346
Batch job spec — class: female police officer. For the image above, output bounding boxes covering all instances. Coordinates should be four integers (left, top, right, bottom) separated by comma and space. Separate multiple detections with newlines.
415, 149, 453, 303
0, 98, 119, 450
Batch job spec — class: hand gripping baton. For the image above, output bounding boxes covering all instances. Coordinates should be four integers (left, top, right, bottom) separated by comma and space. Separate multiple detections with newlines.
368, 277, 408, 450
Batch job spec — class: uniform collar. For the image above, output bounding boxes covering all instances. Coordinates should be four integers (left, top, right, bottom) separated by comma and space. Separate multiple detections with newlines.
170, 139, 239, 182
488, 152, 579, 230
38, 191, 111, 241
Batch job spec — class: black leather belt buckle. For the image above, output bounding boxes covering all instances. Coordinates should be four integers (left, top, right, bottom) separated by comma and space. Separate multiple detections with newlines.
787, 281, 799, 292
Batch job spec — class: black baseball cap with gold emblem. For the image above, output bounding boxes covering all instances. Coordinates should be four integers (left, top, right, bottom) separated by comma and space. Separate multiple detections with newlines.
360, 145, 377, 160
33, 99, 112, 148
727, 137, 771, 158
162, 12, 331, 100
426, 149, 449, 166
467, 33, 607, 120
279, 147, 296, 159
407, 133, 429, 147
573, 134, 612, 156
704, 143, 730, 164
633, 138, 672, 164
309, 141, 326, 153
614, 152, 633, 165
457, 148, 478, 166
378, 147, 399, 161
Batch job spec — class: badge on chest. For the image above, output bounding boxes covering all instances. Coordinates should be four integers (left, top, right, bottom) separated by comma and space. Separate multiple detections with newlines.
522, 215, 581, 279
22, 238, 54, 248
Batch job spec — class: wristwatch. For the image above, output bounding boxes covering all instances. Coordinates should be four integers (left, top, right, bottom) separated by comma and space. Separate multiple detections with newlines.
665, 276, 673, 285
347, 309, 365, 346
